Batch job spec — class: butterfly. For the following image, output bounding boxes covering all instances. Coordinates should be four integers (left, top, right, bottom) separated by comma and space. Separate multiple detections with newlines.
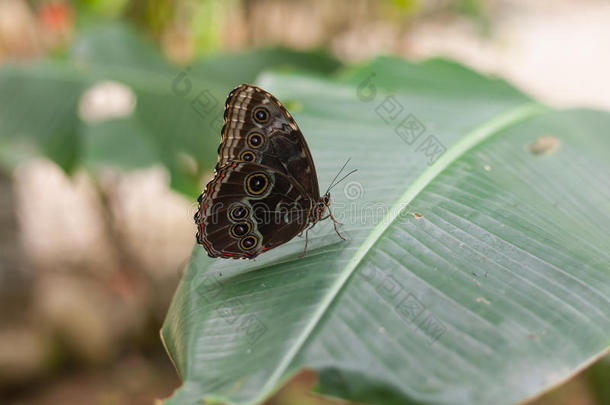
194, 84, 352, 259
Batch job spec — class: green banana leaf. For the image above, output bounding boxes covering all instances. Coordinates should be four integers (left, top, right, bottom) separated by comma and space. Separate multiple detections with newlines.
161, 57, 610, 405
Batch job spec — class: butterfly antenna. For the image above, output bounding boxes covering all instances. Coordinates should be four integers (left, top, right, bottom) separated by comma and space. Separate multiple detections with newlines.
325, 158, 351, 194
327, 169, 358, 193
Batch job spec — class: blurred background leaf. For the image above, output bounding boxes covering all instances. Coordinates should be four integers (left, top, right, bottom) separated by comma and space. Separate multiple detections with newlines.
0, 22, 341, 196
586, 354, 610, 404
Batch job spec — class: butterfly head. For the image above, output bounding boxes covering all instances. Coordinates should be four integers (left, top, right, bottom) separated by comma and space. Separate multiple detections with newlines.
311, 193, 331, 223
322, 192, 331, 207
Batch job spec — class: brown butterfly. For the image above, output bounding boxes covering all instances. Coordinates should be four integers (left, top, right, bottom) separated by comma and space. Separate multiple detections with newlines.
194, 84, 350, 259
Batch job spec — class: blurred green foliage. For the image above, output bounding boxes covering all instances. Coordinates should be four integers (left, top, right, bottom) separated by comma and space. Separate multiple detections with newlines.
0, 22, 341, 196
586, 354, 610, 404
453, 0, 491, 35
70, 0, 236, 54
69, 0, 491, 57
75, 0, 128, 18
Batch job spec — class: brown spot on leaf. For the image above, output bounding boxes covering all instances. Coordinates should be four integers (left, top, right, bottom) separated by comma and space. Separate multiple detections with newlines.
412, 212, 423, 219
528, 136, 560, 155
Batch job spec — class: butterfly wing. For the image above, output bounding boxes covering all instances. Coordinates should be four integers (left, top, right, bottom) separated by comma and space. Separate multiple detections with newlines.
195, 162, 312, 259
217, 84, 320, 200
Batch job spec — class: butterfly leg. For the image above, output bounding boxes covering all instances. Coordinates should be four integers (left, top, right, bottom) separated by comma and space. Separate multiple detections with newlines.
320, 213, 343, 225
297, 210, 310, 237
301, 228, 309, 257
326, 207, 346, 241
300, 222, 316, 257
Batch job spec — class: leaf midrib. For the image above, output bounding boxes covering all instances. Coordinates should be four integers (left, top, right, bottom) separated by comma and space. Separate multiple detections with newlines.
249, 101, 550, 405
